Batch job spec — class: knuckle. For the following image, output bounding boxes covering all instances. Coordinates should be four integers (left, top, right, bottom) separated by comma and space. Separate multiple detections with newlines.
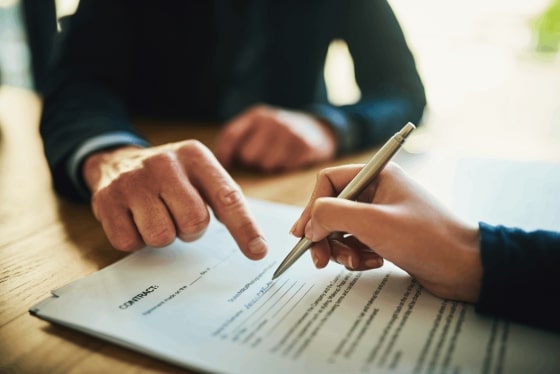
216, 184, 244, 209
108, 169, 146, 195
311, 198, 325, 217
111, 235, 143, 252
310, 198, 331, 228
318, 166, 337, 180
178, 139, 207, 157
178, 213, 210, 237
142, 150, 176, 170
176, 140, 217, 167
143, 226, 176, 247
91, 188, 123, 219
178, 227, 207, 242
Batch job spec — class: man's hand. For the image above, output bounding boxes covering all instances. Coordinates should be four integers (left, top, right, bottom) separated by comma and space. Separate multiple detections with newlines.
215, 105, 337, 172
82, 140, 267, 258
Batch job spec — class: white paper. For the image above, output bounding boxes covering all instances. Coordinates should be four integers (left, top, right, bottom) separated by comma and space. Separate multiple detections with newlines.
30, 161, 560, 374
453, 158, 560, 231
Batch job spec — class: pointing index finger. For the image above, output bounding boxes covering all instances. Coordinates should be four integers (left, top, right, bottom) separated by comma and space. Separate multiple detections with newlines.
177, 141, 267, 260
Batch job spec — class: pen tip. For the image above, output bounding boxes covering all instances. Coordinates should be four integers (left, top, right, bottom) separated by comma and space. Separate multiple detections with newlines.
271, 268, 282, 280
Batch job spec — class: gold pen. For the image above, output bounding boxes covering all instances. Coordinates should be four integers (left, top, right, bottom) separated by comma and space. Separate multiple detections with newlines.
271, 122, 416, 280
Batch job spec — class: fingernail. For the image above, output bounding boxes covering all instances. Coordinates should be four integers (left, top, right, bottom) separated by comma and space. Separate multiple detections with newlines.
249, 236, 267, 255
312, 253, 320, 268
364, 257, 382, 268
304, 221, 313, 240
336, 255, 349, 268
289, 222, 297, 235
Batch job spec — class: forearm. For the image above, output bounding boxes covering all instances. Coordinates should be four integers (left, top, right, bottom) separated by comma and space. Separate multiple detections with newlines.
39, 0, 141, 201
40, 82, 145, 202
40, 80, 147, 201
312, 0, 426, 154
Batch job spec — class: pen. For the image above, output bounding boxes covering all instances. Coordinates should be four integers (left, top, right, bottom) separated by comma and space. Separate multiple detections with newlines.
271, 122, 416, 280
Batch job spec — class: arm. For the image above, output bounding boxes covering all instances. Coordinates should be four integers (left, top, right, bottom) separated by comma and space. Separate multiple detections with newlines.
214, 0, 425, 170
308, 0, 427, 155
39, 1, 268, 259
477, 224, 560, 332
40, 0, 141, 201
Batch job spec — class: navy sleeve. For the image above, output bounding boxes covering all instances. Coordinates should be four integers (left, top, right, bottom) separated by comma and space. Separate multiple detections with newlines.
476, 222, 560, 333
309, 0, 426, 154
223, 0, 426, 155
39, 0, 144, 201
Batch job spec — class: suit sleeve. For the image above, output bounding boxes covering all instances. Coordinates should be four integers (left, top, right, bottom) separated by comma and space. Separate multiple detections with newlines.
309, 0, 426, 154
476, 222, 560, 333
39, 0, 146, 201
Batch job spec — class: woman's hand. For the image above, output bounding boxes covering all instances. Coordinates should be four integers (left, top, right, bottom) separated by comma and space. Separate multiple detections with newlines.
290, 163, 482, 302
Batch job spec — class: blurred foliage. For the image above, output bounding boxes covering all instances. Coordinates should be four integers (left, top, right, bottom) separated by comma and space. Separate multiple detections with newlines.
533, 0, 560, 54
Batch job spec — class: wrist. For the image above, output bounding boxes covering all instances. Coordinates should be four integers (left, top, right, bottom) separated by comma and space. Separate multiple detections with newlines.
82, 145, 141, 191
452, 222, 483, 303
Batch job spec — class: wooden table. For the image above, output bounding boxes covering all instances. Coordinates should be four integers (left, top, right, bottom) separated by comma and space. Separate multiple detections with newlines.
1, 80, 558, 373
0, 86, 390, 373
1, 1, 560, 366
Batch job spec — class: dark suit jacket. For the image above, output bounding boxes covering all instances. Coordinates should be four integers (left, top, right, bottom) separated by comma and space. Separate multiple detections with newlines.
40, 0, 426, 201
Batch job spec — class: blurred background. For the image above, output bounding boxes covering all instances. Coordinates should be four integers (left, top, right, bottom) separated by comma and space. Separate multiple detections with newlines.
325, 0, 560, 160
1, 0, 559, 159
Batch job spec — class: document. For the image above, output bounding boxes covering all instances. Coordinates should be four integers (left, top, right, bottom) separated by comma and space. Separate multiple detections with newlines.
30, 159, 560, 374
